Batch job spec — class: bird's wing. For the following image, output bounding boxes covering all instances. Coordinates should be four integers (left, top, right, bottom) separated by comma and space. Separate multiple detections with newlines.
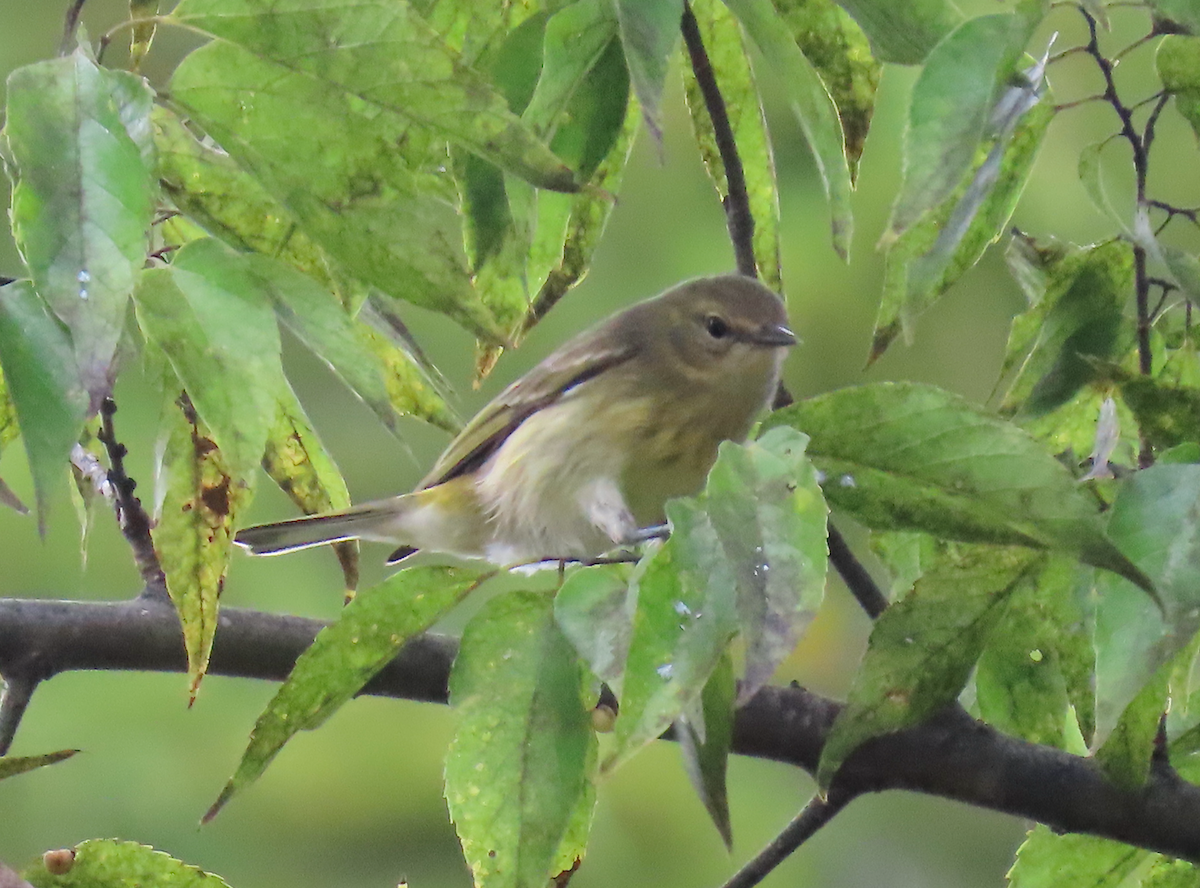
418, 329, 637, 489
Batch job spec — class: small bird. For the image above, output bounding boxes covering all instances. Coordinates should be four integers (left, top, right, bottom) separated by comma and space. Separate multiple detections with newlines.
234, 274, 795, 565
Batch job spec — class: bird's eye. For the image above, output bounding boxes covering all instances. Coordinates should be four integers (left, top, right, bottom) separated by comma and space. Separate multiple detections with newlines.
705, 314, 730, 339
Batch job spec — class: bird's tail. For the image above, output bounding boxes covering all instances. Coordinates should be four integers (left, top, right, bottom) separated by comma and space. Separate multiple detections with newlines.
234, 501, 406, 556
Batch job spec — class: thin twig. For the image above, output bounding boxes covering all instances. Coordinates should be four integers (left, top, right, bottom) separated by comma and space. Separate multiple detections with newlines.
680, 2, 757, 279
1079, 9, 1149, 197
59, 0, 87, 55
717, 790, 853, 888
0, 675, 38, 756
1113, 32, 1157, 63
96, 399, 167, 595
1143, 92, 1171, 155
1147, 200, 1200, 228
1054, 94, 1108, 112
827, 524, 888, 619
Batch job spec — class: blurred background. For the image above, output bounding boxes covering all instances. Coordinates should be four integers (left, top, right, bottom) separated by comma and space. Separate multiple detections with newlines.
2, 2, 1197, 886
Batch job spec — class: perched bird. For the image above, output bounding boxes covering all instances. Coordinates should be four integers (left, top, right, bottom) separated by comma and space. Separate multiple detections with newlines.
234, 274, 795, 565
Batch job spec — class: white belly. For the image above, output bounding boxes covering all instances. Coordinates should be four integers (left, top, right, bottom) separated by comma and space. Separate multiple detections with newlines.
473, 393, 648, 562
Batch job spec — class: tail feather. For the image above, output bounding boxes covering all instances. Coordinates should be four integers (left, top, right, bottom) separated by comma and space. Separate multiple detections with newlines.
234, 504, 401, 556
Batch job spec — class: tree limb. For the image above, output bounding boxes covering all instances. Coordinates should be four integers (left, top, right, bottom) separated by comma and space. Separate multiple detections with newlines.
3, 593, 1200, 862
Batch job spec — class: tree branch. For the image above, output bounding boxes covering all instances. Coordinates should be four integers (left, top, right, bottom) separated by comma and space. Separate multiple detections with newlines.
0, 675, 39, 757
680, 1, 757, 278
4, 594, 1200, 862
96, 398, 167, 595
718, 790, 854, 888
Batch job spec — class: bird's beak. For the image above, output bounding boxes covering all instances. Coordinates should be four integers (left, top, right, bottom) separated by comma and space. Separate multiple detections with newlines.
746, 323, 797, 347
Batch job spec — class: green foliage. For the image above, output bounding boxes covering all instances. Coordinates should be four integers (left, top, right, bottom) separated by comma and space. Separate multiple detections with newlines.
23, 840, 233, 888
205, 565, 491, 823
726, 0, 855, 258
817, 543, 1042, 788
0, 749, 77, 781
3, 0, 1200, 885
446, 591, 596, 888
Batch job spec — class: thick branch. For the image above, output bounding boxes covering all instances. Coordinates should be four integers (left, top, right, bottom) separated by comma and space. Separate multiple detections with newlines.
4, 595, 1200, 861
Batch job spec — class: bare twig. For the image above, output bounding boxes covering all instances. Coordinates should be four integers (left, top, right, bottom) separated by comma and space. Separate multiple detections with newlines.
59, 0, 88, 55
826, 525, 889, 619
680, 2, 757, 279
718, 790, 853, 888
95, 399, 166, 595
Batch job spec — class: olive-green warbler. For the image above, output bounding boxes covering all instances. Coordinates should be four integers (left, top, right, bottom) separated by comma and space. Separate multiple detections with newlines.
234, 274, 795, 564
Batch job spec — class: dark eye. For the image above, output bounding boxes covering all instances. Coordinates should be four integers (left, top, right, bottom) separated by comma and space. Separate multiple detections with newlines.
705, 314, 730, 339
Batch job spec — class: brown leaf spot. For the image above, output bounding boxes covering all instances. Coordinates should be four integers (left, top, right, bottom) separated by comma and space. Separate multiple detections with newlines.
201, 477, 231, 517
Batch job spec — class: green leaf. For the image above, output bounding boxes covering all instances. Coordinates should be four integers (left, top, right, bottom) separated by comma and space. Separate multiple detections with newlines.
245, 252, 458, 436
0, 281, 88, 532
1001, 240, 1133, 418
1007, 826, 1148, 888
554, 563, 636, 684
129, 0, 161, 71
1078, 140, 1130, 230
606, 429, 826, 769
446, 590, 596, 888
4, 50, 156, 406
614, 0, 682, 142
461, 4, 631, 365
1149, 0, 1200, 37
0, 749, 77, 781
152, 395, 254, 700
167, 40, 505, 341
1143, 858, 1200, 888
1158, 36, 1200, 140
1094, 661, 1170, 790
450, 16, 545, 355
816, 544, 1039, 789
169, 0, 578, 193
884, 13, 1034, 241
356, 319, 462, 434
133, 240, 285, 476
206, 565, 487, 822
764, 382, 1153, 593
974, 558, 1081, 750
706, 427, 828, 702
724, 0, 854, 259
873, 99, 1052, 362
676, 651, 735, 848
153, 105, 339, 292
524, 1, 620, 142
262, 385, 359, 592
774, 0, 882, 181
1090, 465, 1200, 746
683, 0, 782, 287
519, 72, 638, 348
1112, 368, 1200, 452
23, 840, 233, 888
833, 0, 961, 65
606, 501, 740, 772
0, 367, 19, 456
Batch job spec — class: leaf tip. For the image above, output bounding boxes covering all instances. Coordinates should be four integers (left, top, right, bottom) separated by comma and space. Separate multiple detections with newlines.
201, 784, 234, 825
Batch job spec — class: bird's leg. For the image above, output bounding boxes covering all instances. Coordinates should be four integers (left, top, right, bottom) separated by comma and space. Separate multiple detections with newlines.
627, 524, 670, 543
